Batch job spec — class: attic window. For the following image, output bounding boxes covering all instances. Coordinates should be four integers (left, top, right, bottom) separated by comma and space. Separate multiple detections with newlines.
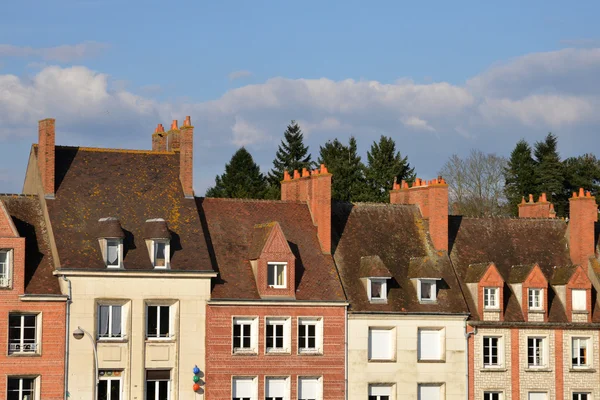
105, 239, 122, 268
418, 279, 438, 302
528, 289, 543, 311
0, 249, 12, 288
572, 289, 587, 311
152, 240, 170, 269
484, 287, 499, 309
268, 262, 286, 288
368, 278, 388, 302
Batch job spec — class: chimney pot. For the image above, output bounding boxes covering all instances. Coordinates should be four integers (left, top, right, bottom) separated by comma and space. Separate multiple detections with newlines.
529, 194, 534, 203
540, 193, 547, 202
171, 120, 178, 130
283, 171, 291, 181
579, 188, 585, 197
183, 116, 191, 127
302, 168, 309, 178
293, 170, 300, 179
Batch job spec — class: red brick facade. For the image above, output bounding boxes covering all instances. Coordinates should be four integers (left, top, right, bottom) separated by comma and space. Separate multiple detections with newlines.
521, 265, 548, 322
518, 193, 556, 218
205, 304, 345, 400
569, 189, 598, 267
477, 263, 504, 320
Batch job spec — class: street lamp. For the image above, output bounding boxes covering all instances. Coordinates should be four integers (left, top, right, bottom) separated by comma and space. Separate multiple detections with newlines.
73, 326, 99, 387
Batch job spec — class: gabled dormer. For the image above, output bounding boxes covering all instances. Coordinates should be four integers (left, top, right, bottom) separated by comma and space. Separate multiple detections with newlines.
408, 257, 443, 304
248, 222, 296, 299
551, 265, 592, 323
144, 218, 171, 269
464, 262, 504, 321
96, 217, 125, 269
509, 264, 548, 322
0, 200, 25, 293
359, 256, 391, 303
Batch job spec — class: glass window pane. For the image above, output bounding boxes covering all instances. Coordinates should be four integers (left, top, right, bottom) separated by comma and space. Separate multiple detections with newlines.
98, 380, 108, 400
112, 306, 122, 337
155, 242, 166, 267
111, 379, 121, 400
107, 241, 119, 266
276, 265, 285, 286
99, 306, 110, 337
146, 380, 156, 400
147, 306, 158, 337
268, 265, 275, 286
158, 381, 169, 400
371, 281, 382, 298
159, 306, 169, 337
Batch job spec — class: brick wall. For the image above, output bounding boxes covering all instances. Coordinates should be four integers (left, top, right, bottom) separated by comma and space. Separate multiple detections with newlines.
205, 304, 345, 400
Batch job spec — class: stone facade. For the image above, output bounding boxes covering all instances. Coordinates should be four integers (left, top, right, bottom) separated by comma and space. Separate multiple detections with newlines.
473, 328, 512, 400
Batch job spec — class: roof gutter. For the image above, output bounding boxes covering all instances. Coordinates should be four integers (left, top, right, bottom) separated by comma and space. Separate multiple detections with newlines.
53, 269, 217, 278
208, 299, 348, 306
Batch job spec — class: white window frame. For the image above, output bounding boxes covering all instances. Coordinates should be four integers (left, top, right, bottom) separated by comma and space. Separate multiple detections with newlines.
267, 262, 287, 288
418, 328, 445, 361
7, 376, 39, 400
418, 279, 438, 302
482, 336, 502, 368
527, 336, 547, 368
105, 238, 123, 269
368, 327, 395, 361
0, 249, 12, 288
233, 317, 258, 354
265, 376, 289, 400
97, 304, 124, 340
368, 278, 388, 302
8, 313, 40, 354
145, 305, 172, 340
572, 393, 590, 400
484, 287, 499, 309
483, 392, 502, 400
145, 370, 171, 400
297, 317, 323, 354
98, 373, 122, 400
151, 240, 170, 269
265, 317, 291, 354
572, 337, 591, 368
232, 376, 257, 400
528, 288, 543, 311
368, 384, 393, 400
572, 289, 587, 311
298, 377, 322, 400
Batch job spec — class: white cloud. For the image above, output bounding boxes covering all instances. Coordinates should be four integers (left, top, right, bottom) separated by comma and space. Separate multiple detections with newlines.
401, 116, 436, 132
228, 70, 252, 81
0, 42, 108, 62
231, 116, 267, 146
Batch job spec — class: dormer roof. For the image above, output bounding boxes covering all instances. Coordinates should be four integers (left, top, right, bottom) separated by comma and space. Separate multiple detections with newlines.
143, 218, 171, 240
359, 255, 390, 278
407, 256, 443, 279
550, 265, 580, 285
464, 263, 494, 283
96, 217, 125, 239
507, 264, 539, 284
248, 221, 292, 260
0, 199, 19, 238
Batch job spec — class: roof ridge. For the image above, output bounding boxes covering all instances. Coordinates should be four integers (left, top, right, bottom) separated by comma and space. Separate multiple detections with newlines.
54, 145, 176, 155
200, 197, 306, 204
0, 193, 38, 198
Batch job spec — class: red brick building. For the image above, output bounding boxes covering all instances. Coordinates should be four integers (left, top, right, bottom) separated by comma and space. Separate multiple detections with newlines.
0, 193, 67, 399
202, 167, 347, 400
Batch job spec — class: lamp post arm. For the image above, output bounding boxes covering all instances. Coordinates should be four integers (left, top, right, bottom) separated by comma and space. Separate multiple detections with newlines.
79, 326, 99, 386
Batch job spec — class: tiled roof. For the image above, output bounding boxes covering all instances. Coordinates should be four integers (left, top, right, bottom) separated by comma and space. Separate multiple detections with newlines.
247, 222, 277, 260
464, 263, 492, 283
359, 255, 390, 278
45, 146, 213, 271
332, 202, 468, 314
199, 198, 345, 301
0, 195, 60, 294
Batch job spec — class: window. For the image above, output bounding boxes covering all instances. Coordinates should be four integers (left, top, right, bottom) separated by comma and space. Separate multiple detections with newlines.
233, 317, 257, 353
484, 393, 501, 400
368, 328, 393, 361
368, 384, 392, 400
0, 249, 11, 288
418, 279, 437, 302
98, 305, 122, 339
418, 384, 441, 400
7, 377, 35, 400
146, 305, 170, 339
267, 263, 286, 288
528, 289, 543, 310
528, 393, 547, 400
98, 371, 121, 400
527, 337, 545, 367
483, 336, 501, 367
369, 279, 387, 302
266, 318, 288, 353
298, 318, 322, 353
8, 314, 37, 354
233, 377, 256, 400
265, 377, 287, 400
152, 240, 169, 269
298, 378, 321, 400
146, 370, 170, 400
484, 287, 499, 309
418, 329, 443, 361
106, 239, 122, 268
572, 338, 590, 367
572, 290, 587, 311
573, 394, 590, 400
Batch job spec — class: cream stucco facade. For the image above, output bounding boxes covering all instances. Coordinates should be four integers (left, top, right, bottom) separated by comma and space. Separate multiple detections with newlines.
57, 271, 214, 400
347, 314, 468, 400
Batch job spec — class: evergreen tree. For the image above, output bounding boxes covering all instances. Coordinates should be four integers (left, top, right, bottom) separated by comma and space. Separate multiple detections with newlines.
318, 137, 368, 202
533, 133, 565, 214
563, 154, 600, 212
205, 147, 267, 199
363, 136, 415, 202
503, 139, 537, 215
266, 121, 314, 199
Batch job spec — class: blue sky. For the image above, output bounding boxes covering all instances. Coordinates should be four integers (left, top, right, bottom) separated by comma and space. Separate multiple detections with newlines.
1, 0, 600, 194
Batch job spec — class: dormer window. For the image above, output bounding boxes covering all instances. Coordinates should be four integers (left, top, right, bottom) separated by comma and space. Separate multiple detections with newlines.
528, 288, 543, 310
368, 278, 388, 302
152, 240, 170, 269
418, 279, 438, 302
97, 217, 125, 269
572, 289, 587, 311
0, 249, 11, 288
484, 287, 499, 309
267, 262, 286, 288
143, 218, 172, 270
105, 239, 123, 268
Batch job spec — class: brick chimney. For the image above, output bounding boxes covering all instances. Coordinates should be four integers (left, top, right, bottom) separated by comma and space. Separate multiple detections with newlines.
38, 118, 56, 198
569, 188, 598, 267
389, 177, 449, 251
166, 119, 180, 151
179, 116, 194, 198
152, 123, 167, 151
518, 193, 556, 218
281, 165, 332, 253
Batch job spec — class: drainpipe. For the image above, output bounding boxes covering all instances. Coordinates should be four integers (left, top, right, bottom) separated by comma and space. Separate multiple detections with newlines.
63, 276, 72, 400
464, 319, 477, 400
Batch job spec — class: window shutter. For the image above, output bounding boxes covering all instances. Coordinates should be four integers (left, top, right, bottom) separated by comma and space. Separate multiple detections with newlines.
369, 385, 392, 396
299, 378, 319, 400
528, 393, 547, 400
265, 378, 285, 398
233, 378, 254, 398
369, 329, 391, 359
419, 330, 440, 360
572, 290, 587, 311
418, 385, 440, 400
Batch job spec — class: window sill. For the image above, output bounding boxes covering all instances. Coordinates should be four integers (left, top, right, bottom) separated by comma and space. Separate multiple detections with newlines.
368, 359, 396, 363
570, 367, 596, 373
480, 367, 507, 372
369, 299, 388, 304
572, 310, 589, 314
98, 338, 128, 343
266, 349, 291, 355
419, 300, 438, 304
528, 309, 545, 313
298, 350, 323, 356
233, 350, 258, 356
418, 359, 446, 363
525, 367, 552, 372
145, 338, 175, 343
483, 308, 501, 312
8, 352, 41, 357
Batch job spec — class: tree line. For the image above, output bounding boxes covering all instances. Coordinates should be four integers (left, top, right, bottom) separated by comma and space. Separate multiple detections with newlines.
206, 121, 600, 217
